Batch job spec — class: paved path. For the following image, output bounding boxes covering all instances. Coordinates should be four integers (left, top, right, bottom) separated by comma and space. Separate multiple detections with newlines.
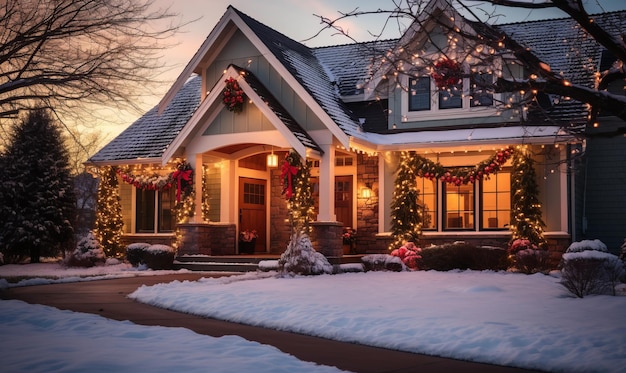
1, 274, 545, 373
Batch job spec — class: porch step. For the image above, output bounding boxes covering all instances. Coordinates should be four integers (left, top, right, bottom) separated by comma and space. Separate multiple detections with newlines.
174, 255, 280, 272
174, 254, 366, 272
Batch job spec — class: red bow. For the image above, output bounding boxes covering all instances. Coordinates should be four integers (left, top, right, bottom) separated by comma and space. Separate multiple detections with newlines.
172, 169, 192, 202
280, 160, 298, 199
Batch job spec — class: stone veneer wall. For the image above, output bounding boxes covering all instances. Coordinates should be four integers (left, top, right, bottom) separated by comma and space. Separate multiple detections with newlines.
356, 153, 380, 254
269, 167, 291, 253
309, 221, 343, 257
175, 222, 236, 256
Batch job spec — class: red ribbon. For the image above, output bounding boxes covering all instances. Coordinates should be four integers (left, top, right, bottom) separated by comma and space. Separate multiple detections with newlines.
172, 169, 192, 202
280, 160, 298, 199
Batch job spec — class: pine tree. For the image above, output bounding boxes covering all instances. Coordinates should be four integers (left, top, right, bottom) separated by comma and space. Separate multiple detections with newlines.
389, 151, 422, 250
94, 166, 125, 258
510, 148, 546, 247
0, 109, 76, 263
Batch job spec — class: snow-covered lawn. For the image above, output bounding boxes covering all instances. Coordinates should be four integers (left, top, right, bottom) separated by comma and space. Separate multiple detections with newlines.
129, 270, 626, 373
1, 262, 625, 373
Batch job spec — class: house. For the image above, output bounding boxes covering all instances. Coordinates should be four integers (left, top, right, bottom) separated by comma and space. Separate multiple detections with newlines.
87, 0, 626, 260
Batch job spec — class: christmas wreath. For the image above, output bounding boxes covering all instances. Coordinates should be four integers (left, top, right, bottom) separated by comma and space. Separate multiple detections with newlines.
222, 77, 245, 113
432, 58, 462, 90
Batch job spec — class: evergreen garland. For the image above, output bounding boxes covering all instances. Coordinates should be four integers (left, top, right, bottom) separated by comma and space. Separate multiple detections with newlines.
389, 151, 423, 250
94, 166, 125, 258
510, 148, 547, 248
281, 151, 314, 234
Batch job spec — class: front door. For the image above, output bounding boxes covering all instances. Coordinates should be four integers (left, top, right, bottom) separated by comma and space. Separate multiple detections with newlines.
335, 175, 353, 227
239, 177, 267, 253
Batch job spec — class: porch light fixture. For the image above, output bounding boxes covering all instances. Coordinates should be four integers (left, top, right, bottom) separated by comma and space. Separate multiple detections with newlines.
361, 182, 373, 199
267, 149, 278, 167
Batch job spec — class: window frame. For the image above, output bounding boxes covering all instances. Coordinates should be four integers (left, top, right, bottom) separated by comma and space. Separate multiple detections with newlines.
134, 187, 176, 234
479, 168, 511, 231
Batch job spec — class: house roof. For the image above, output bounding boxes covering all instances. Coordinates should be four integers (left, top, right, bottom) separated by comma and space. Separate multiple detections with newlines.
89, 75, 201, 164
90, 6, 626, 164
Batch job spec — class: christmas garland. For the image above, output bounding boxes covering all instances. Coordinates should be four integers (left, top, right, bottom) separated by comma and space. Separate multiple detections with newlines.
432, 58, 462, 90
280, 152, 300, 200
410, 147, 514, 185
222, 77, 245, 113
117, 161, 194, 202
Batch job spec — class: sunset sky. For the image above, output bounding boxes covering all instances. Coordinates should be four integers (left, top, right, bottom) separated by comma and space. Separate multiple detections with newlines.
99, 0, 626, 141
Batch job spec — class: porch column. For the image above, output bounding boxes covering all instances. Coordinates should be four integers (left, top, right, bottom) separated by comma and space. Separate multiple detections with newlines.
317, 144, 336, 222
192, 153, 204, 222
220, 159, 237, 223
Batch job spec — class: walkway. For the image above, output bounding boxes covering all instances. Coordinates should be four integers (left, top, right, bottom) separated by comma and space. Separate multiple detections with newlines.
1, 274, 545, 373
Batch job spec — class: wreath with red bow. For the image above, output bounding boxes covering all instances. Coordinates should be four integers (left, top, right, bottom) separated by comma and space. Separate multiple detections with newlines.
432, 58, 462, 90
222, 77, 245, 113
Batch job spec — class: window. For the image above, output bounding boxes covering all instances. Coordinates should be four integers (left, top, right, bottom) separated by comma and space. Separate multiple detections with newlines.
444, 182, 475, 230
438, 82, 463, 109
417, 176, 437, 229
136, 188, 175, 233
481, 170, 510, 229
408, 77, 431, 111
470, 73, 494, 107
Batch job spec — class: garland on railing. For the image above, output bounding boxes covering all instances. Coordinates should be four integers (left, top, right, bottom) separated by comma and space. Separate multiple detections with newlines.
222, 77, 245, 113
411, 146, 514, 185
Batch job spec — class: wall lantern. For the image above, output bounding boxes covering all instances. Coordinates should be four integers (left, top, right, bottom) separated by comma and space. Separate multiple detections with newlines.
267, 150, 278, 167
361, 182, 373, 199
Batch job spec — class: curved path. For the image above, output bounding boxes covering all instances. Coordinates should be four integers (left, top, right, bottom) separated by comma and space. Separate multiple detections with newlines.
1, 274, 544, 373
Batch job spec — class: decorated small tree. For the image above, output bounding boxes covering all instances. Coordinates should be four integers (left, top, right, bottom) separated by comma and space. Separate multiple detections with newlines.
278, 151, 331, 275
389, 150, 422, 250
508, 147, 548, 272
94, 166, 125, 258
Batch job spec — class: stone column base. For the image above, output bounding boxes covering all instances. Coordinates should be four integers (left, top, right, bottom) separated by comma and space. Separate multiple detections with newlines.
309, 221, 343, 257
177, 222, 236, 256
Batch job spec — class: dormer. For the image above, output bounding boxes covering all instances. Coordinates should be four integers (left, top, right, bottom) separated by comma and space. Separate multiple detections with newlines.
363, 0, 524, 130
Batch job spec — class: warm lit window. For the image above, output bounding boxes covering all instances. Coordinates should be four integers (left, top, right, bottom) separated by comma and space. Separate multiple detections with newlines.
481, 170, 510, 229
470, 72, 494, 107
438, 82, 463, 109
136, 188, 175, 233
417, 176, 437, 229
444, 182, 475, 230
408, 77, 431, 111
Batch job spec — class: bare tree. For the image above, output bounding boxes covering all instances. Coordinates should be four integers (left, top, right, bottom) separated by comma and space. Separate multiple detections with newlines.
312, 0, 626, 134
0, 0, 189, 146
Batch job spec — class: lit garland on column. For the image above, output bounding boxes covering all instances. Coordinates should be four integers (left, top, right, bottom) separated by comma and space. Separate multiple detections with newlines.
510, 146, 547, 248
389, 151, 423, 250
281, 151, 314, 234
94, 166, 125, 258
201, 165, 210, 221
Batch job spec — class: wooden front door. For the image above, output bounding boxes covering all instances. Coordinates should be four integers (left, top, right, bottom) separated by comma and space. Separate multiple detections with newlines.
239, 177, 267, 253
335, 175, 353, 227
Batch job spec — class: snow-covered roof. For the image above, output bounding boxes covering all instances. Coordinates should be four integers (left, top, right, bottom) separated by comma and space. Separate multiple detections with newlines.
89, 76, 201, 164
90, 7, 626, 164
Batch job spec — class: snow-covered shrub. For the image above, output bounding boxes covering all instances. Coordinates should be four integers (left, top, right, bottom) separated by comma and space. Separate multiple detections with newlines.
361, 254, 404, 272
390, 242, 422, 270
420, 242, 508, 271
566, 239, 608, 253
278, 233, 332, 276
63, 232, 106, 267
126, 243, 175, 270
0, 252, 4, 265
560, 240, 625, 297
507, 239, 550, 274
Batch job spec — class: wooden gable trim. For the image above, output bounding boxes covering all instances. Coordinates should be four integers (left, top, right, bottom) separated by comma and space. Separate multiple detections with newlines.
161, 66, 319, 165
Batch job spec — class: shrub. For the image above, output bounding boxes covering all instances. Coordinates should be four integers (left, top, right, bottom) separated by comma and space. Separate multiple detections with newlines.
63, 232, 106, 268
390, 242, 422, 270
507, 239, 550, 274
126, 243, 175, 270
420, 242, 508, 271
361, 254, 404, 272
278, 233, 333, 276
560, 240, 625, 297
